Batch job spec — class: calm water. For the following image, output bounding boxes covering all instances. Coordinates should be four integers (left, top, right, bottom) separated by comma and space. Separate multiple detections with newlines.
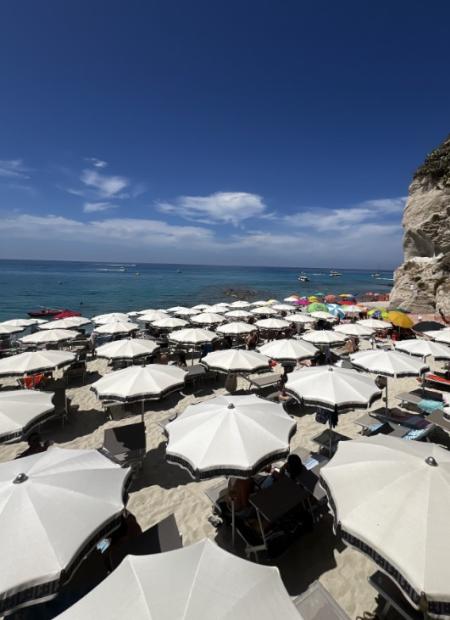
0, 260, 393, 321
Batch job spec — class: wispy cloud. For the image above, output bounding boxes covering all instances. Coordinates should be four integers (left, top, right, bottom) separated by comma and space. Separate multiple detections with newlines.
0, 159, 30, 179
83, 202, 117, 213
157, 191, 267, 226
84, 157, 108, 168
81, 169, 129, 199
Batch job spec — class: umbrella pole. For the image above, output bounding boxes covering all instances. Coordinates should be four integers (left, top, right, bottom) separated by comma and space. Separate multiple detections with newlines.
385, 378, 389, 413
141, 399, 144, 422
231, 499, 235, 547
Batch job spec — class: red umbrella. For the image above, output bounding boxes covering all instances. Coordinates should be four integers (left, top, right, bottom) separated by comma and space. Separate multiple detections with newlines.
53, 309, 81, 319
339, 299, 355, 306
325, 294, 337, 302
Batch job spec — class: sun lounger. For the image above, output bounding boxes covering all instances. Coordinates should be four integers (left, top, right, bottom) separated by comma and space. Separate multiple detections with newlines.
368, 571, 423, 620
371, 409, 435, 441
100, 422, 146, 471
246, 372, 283, 392
108, 513, 182, 570
396, 391, 444, 414
355, 412, 390, 436
292, 580, 350, 619
427, 409, 450, 434
422, 373, 450, 390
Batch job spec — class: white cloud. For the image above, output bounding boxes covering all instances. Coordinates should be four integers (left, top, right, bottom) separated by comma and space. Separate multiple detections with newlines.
157, 191, 267, 226
83, 202, 117, 213
84, 158, 108, 168
81, 169, 128, 198
0, 159, 30, 179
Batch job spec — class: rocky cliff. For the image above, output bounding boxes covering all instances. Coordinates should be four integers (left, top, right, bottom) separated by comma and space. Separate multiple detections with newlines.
390, 134, 450, 315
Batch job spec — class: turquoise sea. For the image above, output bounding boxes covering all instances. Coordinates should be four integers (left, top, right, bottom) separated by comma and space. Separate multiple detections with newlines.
0, 260, 393, 322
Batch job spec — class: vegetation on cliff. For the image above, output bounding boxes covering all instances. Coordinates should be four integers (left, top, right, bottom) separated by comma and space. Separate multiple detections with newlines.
414, 133, 450, 186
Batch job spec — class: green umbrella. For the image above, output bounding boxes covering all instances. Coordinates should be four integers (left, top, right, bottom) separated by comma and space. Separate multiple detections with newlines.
307, 302, 328, 313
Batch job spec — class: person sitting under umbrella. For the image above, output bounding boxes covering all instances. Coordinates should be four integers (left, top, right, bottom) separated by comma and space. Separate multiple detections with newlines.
260, 454, 306, 489
17, 432, 50, 458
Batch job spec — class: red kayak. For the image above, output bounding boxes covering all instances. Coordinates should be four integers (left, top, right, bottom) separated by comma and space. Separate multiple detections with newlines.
27, 308, 80, 319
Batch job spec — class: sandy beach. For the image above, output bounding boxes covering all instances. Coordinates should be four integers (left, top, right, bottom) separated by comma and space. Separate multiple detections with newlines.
0, 335, 446, 620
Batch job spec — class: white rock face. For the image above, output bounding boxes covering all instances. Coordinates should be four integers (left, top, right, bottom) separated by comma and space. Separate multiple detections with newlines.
390, 136, 450, 315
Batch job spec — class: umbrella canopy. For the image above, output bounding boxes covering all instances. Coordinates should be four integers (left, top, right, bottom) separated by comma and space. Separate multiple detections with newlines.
205, 305, 228, 314
94, 321, 139, 335
191, 304, 210, 311
190, 313, 225, 325
320, 436, 450, 614
224, 309, 252, 319
250, 306, 279, 316
216, 321, 257, 336
309, 311, 335, 321
326, 304, 346, 319
166, 394, 296, 478
151, 317, 188, 330
342, 305, 364, 314
39, 317, 91, 330
168, 328, 218, 346
0, 350, 75, 377
285, 313, 316, 325
1, 319, 36, 329
255, 318, 290, 331
333, 324, 374, 337
413, 320, 445, 333
284, 295, 300, 302
202, 349, 269, 374
0, 390, 55, 442
54, 538, 299, 620
95, 339, 159, 360
251, 300, 271, 306
166, 306, 189, 313
91, 364, 186, 403
425, 328, 450, 344
173, 307, 200, 317
272, 303, 295, 312
258, 338, 318, 361
229, 300, 251, 308
387, 311, 413, 329
350, 349, 429, 377
20, 329, 78, 345
301, 330, 347, 346
325, 294, 337, 303
293, 298, 309, 306
357, 318, 392, 330
137, 310, 167, 323
0, 447, 129, 615
394, 339, 450, 360
367, 308, 389, 319
285, 365, 381, 411
0, 323, 24, 335
92, 313, 129, 325
306, 303, 328, 313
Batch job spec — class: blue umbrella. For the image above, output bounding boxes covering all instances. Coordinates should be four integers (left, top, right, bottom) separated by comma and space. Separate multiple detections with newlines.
327, 304, 345, 319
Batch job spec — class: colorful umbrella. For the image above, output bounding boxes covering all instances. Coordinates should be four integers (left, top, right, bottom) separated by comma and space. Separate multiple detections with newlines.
293, 298, 308, 306
327, 304, 345, 319
307, 296, 318, 302
367, 308, 389, 319
325, 294, 337, 303
387, 311, 413, 329
307, 302, 328, 313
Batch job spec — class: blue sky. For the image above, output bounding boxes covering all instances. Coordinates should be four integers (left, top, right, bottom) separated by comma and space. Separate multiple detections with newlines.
0, 1, 449, 269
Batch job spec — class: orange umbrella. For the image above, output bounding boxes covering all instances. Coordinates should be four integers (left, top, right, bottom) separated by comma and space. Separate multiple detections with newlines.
387, 311, 413, 329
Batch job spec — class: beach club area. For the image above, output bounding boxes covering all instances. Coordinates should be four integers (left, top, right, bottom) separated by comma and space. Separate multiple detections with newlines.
0, 294, 450, 619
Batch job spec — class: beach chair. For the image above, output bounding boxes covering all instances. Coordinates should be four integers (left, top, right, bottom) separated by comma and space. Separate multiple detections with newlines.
396, 391, 444, 414
100, 422, 146, 471
371, 409, 435, 441
422, 373, 450, 391
292, 581, 350, 619
52, 387, 70, 423
65, 360, 86, 385
368, 571, 423, 620
427, 409, 450, 434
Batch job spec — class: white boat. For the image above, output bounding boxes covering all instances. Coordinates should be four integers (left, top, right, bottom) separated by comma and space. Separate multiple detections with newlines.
297, 273, 310, 282
329, 270, 342, 277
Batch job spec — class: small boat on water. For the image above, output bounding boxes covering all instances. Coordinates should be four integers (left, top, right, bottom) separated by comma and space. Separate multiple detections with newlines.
28, 308, 80, 319
297, 273, 310, 282
329, 270, 342, 277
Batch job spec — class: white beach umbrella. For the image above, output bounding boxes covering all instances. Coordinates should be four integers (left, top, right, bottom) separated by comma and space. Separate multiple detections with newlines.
350, 349, 429, 377
357, 318, 392, 330
0, 323, 24, 336
333, 323, 374, 337
343, 305, 364, 314
53, 539, 299, 620
91, 364, 186, 403
251, 300, 270, 306
39, 317, 91, 330
309, 311, 336, 321
127, 311, 140, 318
166, 394, 296, 478
136, 308, 167, 315
224, 309, 252, 319
192, 304, 211, 311
92, 313, 129, 325
166, 306, 189, 314
20, 329, 78, 345
168, 328, 217, 346
258, 338, 318, 362
320, 436, 450, 615
0, 390, 55, 442
95, 339, 159, 360
216, 321, 257, 336
255, 318, 290, 331
425, 328, 450, 344
1, 319, 36, 329
229, 300, 251, 308
286, 365, 382, 411
0, 447, 129, 615
202, 349, 269, 374
137, 310, 167, 323
251, 306, 279, 316
205, 305, 228, 314
215, 302, 231, 308
94, 321, 139, 335
173, 307, 200, 317
272, 303, 296, 312
0, 350, 75, 377
190, 312, 225, 326
284, 295, 301, 302
394, 338, 450, 360
151, 317, 188, 330
285, 313, 316, 325
301, 330, 347, 346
